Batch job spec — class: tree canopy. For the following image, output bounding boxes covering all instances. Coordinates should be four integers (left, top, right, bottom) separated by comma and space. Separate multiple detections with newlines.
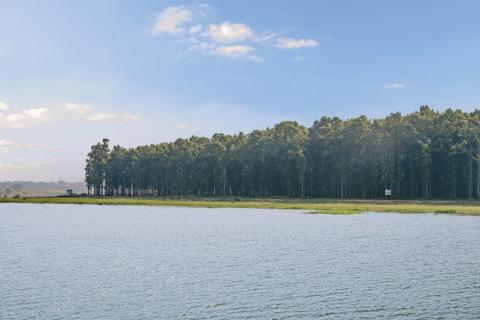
85, 107, 480, 199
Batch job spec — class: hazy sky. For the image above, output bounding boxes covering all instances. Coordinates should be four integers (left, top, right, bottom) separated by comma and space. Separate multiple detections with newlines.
1, 0, 480, 181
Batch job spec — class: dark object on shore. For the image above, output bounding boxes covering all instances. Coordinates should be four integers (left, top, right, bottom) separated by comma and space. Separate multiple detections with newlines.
233, 197, 241, 202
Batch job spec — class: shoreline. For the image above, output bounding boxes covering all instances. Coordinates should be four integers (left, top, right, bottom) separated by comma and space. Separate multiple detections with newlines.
1, 197, 480, 215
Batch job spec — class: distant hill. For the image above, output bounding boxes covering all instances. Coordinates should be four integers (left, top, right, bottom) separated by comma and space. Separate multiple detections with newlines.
0, 181, 87, 197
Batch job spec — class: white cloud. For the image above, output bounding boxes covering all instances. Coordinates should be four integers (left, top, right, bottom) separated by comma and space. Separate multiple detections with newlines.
384, 83, 405, 89
65, 102, 92, 114
0, 101, 8, 111
0, 107, 53, 128
177, 123, 190, 129
205, 22, 254, 43
213, 45, 254, 57
188, 42, 262, 62
189, 24, 202, 34
148, 6, 321, 63
151, 6, 192, 35
85, 112, 142, 122
22, 108, 52, 121
275, 37, 318, 49
0, 140, 61, 154
211, 45, 262, 62
64, 102, 142, 122
293, 56, 305, 62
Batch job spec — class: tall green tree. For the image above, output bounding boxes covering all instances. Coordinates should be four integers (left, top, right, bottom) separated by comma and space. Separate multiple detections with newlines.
85, 107, 480, 200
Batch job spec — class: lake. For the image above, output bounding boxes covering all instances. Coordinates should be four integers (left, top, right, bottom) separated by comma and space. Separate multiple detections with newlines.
1, 204, 479, 319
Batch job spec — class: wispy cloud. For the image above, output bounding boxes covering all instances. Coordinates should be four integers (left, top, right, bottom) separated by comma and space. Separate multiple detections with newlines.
151, 6, 192, 35
65, 102, 141, 122
247, 55, 264, 63
275, 38, 318, 49
84, 112, 118, 121
189, 43, 263, 62
65, 102, 92, 114
384, 83, 405, 89
213, 45, 253, 57
0, 101, 142, 128
85, 112, 141, 122
0, 139, 61, 154
254, 31, 277, 43
0, 107, 54, 128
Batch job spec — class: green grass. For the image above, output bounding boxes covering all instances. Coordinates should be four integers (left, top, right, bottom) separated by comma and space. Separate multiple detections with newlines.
1, 196, 480, 215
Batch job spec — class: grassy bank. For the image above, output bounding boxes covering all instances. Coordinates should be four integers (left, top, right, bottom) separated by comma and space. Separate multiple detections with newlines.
1, 196, 480, 215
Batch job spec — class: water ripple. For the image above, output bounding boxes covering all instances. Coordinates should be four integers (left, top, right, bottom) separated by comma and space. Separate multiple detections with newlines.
0, 204, 479, 319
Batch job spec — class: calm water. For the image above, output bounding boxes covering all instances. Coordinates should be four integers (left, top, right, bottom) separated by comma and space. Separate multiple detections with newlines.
1, 204, 479, 319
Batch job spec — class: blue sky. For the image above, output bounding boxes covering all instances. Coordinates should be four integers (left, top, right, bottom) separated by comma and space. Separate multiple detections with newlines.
1, 0, 480, 181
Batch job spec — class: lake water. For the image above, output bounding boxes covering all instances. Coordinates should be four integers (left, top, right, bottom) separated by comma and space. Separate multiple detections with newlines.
1, 204, 479, 319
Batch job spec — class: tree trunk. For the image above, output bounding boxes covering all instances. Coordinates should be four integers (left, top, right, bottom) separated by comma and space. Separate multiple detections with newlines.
477, 157, 480, 198
223, 176, 226, 196
468, 157, 473, 199
452, 160, 456, 199
424, 168, 429, 200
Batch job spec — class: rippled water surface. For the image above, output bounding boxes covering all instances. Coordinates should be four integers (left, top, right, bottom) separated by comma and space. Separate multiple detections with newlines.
1, 204, 479, 319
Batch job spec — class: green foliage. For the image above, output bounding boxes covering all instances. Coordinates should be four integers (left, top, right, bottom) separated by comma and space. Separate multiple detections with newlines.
84, 107, 480, 199
85, 138, 110, 195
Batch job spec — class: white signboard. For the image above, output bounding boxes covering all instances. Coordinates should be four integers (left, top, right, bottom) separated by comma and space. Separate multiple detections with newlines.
385, 189, 392, 196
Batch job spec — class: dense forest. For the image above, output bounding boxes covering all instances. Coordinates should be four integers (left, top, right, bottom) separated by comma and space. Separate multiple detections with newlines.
85, 106, 480, 199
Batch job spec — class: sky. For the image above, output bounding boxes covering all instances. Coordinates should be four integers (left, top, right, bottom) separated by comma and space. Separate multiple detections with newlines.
1, 0, 480, 181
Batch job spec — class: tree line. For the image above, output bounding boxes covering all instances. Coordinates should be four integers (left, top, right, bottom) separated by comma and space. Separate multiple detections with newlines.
85, 106, 480, 199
